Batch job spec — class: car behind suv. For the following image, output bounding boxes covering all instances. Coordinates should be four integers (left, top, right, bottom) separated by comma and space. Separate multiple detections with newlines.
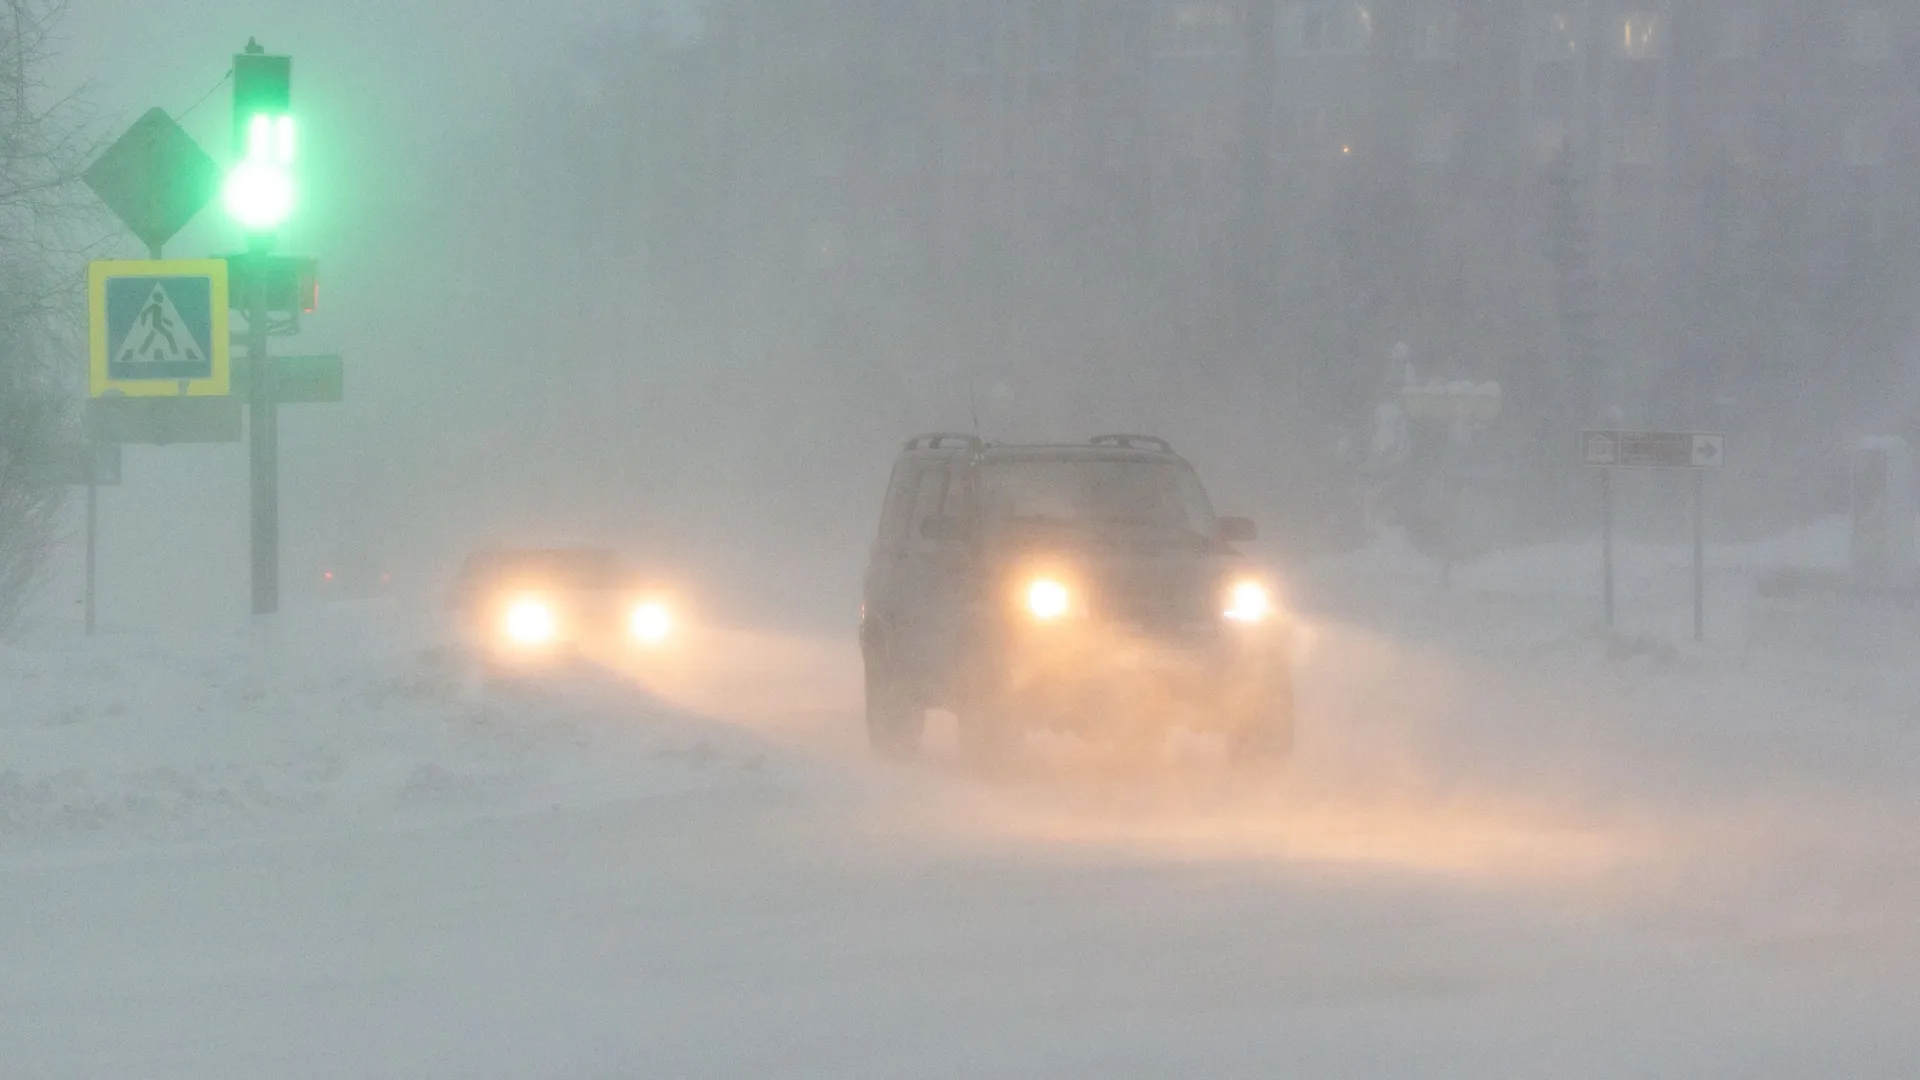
860, 434, 1294, 765
448, 548, 676, 683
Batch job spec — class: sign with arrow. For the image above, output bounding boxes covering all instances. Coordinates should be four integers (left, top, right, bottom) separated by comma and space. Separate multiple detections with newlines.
88, 259, 230, 398
1582, 430, 1726, 470
81, 108, 220, 253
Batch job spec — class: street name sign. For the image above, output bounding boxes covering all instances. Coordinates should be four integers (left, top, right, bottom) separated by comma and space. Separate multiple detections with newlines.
89, 260, 231, 398
267, 354, 343, 404
81, 108, 220, 253
1583, 430, 1725, 469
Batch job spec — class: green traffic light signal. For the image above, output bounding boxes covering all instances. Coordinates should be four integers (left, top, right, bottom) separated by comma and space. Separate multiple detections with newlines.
225, 46, 293, 231
224, 113, 294, 229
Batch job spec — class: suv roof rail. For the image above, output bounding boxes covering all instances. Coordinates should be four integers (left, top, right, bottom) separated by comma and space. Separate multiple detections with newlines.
1090, 433, 1174, 453
904, 432, 985, 452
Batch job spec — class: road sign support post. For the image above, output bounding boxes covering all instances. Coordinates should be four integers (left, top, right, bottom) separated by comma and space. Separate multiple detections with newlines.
1693, 468, 1705, 642
247, 242, 278, 616
1601, 467, 1615, 629
84, 476, 97, 636
1586, 429, 1723, 639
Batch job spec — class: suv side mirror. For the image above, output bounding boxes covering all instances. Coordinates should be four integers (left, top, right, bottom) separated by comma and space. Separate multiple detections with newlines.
1217, 516, 1257, 543
919, 513, 965, 543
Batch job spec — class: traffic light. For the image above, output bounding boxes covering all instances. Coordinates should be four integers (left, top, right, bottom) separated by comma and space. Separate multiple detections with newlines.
223, 45, 294, 232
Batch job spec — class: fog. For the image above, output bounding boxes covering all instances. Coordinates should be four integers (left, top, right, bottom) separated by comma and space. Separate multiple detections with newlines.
41, 1, 1920, 633
6, 3, 1918, 1075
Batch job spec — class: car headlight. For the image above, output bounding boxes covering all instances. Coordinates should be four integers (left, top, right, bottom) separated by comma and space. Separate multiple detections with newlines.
1223, 579, 1273, 624
1026, 578, 1072, 621
629, 600, 673, 644
502, 598, 559, 645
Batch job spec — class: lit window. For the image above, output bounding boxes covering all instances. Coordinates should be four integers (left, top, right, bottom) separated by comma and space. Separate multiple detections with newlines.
1845, 114, 1888, 167
1849, 9, 1892, 65
1280, 1, 1372, 56
1620, 13, 1667, 59
1414, 4, 1458, 59
1414, 111, 1455, 163
1535, 11, 1579, 63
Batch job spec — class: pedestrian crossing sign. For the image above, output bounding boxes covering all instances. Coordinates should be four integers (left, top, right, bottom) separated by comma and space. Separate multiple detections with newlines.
88, 259, 229, 398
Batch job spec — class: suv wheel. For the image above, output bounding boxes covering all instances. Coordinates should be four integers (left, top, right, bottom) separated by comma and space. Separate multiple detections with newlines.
864, 654, 923, 761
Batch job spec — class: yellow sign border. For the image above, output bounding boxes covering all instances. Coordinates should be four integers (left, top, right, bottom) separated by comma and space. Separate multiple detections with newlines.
88, 259, 231, 398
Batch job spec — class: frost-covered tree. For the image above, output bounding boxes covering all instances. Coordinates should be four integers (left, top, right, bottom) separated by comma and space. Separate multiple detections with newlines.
0, 0, 90, 629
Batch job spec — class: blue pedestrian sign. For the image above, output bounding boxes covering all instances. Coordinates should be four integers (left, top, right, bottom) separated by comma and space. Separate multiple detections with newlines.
88, 259, 230, 397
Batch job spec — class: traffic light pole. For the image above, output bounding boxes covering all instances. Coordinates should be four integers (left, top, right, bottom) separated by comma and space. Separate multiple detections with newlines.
247, 238, 279, 616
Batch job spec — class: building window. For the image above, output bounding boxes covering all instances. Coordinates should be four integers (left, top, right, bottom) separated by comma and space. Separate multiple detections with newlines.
1717, 8, 1759, 59
1849, 9, 1893, 65
1030, 0, 1074, 71
1414, 4, 1458, 60
1280, 1, 1373, 57
1619, 12, 1667, 59
1534, 116, 1569, 164
1414, 110, 1456, 163
1845, 114, 1889, 167
954, 3, 1000, 73
1154, 1, 1245, 57
1534, 11, 1579, 63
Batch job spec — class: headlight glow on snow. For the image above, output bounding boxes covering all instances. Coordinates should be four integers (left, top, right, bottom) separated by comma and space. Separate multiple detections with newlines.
1223, 579, 1273, 624
502, 598, 559, 645
629, 600, 673, 644
1027, 578, 1072, 621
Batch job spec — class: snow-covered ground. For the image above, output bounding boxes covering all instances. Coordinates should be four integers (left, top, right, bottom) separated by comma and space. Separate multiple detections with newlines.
3, 523, 1916, 1077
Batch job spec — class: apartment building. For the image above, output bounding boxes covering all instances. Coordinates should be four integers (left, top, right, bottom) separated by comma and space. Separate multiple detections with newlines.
702, 1, 1919, 418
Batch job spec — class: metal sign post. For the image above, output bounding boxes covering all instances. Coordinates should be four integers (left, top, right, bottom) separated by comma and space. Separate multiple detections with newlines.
1584, 430, 1725, 640
246, 242, 279, 617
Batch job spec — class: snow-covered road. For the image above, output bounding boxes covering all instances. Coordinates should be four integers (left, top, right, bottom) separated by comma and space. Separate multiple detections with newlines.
3, 536, 1917, 1077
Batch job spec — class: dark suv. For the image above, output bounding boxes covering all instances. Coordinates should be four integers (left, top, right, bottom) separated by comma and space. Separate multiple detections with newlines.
860, 434, 1294, 765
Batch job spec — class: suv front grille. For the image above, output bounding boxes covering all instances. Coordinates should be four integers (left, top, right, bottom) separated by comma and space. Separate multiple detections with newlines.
1097, 571, 1215, 632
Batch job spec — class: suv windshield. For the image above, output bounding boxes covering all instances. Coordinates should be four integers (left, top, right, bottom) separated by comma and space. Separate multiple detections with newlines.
977, 458, 1217, 537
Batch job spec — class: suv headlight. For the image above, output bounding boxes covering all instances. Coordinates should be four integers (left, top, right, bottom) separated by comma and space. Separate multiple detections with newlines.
503, 598, 559, 644
1026, 577, 1073, 621
629, 600, 673, 644
1222, 579, 1273, 624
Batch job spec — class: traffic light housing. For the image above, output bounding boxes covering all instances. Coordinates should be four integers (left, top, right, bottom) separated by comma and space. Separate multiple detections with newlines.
227, 253, 318, 314
224, 47, 294, 231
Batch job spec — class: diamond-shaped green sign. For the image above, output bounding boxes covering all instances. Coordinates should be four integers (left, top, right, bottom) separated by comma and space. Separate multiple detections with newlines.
82, 108, 220, 253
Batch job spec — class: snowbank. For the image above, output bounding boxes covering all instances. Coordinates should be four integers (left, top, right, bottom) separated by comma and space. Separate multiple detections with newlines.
0, 607, 795, 856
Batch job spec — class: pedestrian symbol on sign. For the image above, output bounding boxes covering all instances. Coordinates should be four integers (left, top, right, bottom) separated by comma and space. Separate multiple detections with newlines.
89, 259, 229, 399
119, 284, 202, 366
